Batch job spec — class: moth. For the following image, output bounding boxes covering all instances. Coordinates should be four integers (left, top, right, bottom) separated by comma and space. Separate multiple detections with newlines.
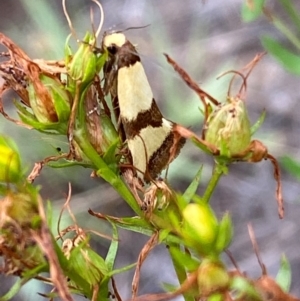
102, 32, 185, 183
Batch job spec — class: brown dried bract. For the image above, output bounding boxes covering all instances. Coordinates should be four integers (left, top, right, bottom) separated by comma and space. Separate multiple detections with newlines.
0, 33, 66, 123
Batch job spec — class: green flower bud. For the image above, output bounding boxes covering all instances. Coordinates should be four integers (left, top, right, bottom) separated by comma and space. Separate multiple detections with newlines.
214, 212, 233, 253
182, 203, 218, 252
0, 135, 22, 183
205, 97, 251, 157
67, 32, 104, 93
197, 259, 230, 296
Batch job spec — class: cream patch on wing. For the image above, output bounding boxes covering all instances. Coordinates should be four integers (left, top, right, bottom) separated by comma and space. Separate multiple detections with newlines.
103, 32, 126, 48
118, 62, 153, 121
128, 119, 173, 177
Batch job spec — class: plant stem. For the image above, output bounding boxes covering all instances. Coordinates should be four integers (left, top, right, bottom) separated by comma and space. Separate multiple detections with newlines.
202, 162, 224, 204
73, 128, 141, 215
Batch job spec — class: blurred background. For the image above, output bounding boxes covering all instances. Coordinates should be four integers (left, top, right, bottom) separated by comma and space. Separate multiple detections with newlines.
1, 0, 300, 299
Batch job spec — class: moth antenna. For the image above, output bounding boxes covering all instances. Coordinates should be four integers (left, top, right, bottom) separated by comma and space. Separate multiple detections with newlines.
62, 0, 78, 40
121, 24, 151, 33
90, 6, 96, 37
91, 0, 104, 38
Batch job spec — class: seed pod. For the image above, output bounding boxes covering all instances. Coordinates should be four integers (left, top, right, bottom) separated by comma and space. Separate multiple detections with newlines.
205, 97, 251, 157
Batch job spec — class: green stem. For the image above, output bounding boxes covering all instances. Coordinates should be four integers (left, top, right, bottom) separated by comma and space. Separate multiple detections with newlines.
202, 162, 224, 204
73, 129, 141, 215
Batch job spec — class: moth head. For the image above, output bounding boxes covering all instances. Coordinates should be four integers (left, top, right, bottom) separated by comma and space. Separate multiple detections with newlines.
102, 32, 126, 56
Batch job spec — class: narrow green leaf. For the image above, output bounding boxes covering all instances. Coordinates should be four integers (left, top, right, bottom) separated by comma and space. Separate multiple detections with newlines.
278, 0, 300, 33
161, 282, 177, 293
251, 110, 266, 135
280, 156, 300, 179
108, 262, 136, 276
159, 229, 171, 242
183, 165, 203, 203
111, 216, 153, 235
169, 245, 199, 272
241, 0, 265, 22
0, 279, 23, 301
231, 276, 262, 300
261, 36, 300, 75
0, 263, 48, 301
46, 200, 53, 229
105, 222, 119, 271
276, 254, 291, 292
168, 245, 196, 301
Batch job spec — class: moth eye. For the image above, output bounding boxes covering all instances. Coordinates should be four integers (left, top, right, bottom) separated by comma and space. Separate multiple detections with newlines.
107, 44, 118, 55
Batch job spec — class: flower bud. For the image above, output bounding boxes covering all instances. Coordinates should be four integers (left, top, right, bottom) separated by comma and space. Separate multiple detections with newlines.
205, 97, 251, 157
197, 259, 230, 295
67, 32, 105, 93
182, 203, 218, 252
0, 135, 22, 183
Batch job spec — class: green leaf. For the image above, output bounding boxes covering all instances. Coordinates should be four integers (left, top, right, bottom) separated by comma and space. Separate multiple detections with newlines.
168, 245, 197, 301
261, 36, 300, 75
214, 212, 233, 253
231, 276, 262, 300
276, 254, 291, 292
46, 200, 53, 229
108, 262, 136, 276
251, 110, 266, 135
280, 156, 300, 179
278, 0, 300, 33
106, 216, 154, 236
169, 245, 200, 272
0, 263, 48, 301
0, 278, 23, 301
159, 229, 171, 242
241, 0, 265, 22
105, 222, 118, 271
183, 165, 203, 203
